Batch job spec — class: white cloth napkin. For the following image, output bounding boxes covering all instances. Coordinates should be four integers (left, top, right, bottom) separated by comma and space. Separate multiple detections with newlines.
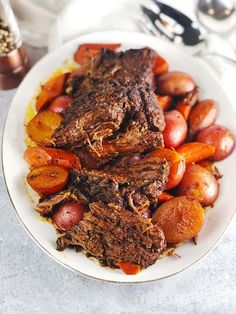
10, 0, 236, 106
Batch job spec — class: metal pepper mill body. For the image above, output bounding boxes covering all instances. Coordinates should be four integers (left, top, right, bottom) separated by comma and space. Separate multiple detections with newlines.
0, 0, 30, 90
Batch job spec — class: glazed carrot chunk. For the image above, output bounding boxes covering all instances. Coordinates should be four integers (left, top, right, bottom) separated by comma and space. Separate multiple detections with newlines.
175, 101, 192, 120
27, 165, 68, 196
36, 73, 68, 112
158, 192, 174, 202
24, 146, 81, 170
27, 110, 62, 146
119, 261, 141, 275
176, 142, 215, 164
153, 196, 204, 244
152, 54, 169, 76
148, 148, 186, 190
74, 43, 121, 65
156, 95, 173, 111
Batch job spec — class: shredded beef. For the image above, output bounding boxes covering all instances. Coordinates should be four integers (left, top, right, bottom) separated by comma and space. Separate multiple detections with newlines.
56, 201, 166, 268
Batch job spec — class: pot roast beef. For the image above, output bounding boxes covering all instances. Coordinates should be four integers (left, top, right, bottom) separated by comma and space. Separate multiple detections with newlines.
34, 46, 170, 271
70, 47, 156, 96
52, 80, 164, 163
56, 201, 166, 269
71, 155, 169, 218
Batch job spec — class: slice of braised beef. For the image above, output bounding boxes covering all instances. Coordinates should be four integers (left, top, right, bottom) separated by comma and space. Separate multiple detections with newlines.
70, 47, 156, 97
57, 201, 166, 269
71, 155, 170, 217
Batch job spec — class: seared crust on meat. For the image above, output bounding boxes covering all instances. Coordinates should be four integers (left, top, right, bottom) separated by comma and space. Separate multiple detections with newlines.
56, 201, 166, 268
70, 47, 156, 96
33, 46, 169, 271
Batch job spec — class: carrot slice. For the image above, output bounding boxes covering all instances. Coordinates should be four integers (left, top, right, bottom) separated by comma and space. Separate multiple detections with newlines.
148, 148, 186, 190
153, 195, 204, 244
176, 142, 216, 164
175, 101, 192, 120
152, 54, 169, 76
24, 146, 81, 170
74, 43, 121, 65
26, 165, 69, 196
158, 192, 174, 202
27, 111, 63, 146
36, 73, 68, 112
156, 95, 173, 111
118, 261, 141, 275
197, 161, 214, 172
175, 87, 199, 120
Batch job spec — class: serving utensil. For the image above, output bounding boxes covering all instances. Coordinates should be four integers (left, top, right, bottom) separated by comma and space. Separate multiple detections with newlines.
140, 0, 236, 64
197, 0, 236, 33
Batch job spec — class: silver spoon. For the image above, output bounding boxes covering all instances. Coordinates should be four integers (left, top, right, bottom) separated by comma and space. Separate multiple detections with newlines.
140, 0, 236, 64
197, 0, 236, 33
198, 0, 235, 21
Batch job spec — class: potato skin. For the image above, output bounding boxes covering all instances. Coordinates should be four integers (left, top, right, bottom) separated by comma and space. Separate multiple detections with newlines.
197, 124, 235, 161
188, 99, 218, 138
152, 196, 204, 244
156, 71, 195, 96
48, 95, 72, 113
53, 201, 84, 231
163, 110, 187, 148
176, 164, 219, 206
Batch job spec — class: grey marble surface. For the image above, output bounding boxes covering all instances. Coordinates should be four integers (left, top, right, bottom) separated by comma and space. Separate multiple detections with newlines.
0, 46, 236, 314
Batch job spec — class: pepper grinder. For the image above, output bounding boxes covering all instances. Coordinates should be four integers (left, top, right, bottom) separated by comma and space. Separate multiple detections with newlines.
0, 0, 30, 90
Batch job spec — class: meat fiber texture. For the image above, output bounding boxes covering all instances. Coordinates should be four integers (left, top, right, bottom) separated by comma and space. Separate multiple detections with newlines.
37, 155, 169, 268
70, 47, 156, 96
52, 48, 164, 164
36, 47, 170, 270
56, 201, 166, 269
71, 155, 170, 218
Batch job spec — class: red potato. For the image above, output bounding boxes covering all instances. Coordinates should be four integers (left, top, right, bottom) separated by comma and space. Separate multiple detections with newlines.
177, 164, 219, 206
188, 99, 218, 138
48, 95, 72, 113
26, 165, 69, 196
156, 71, 195, 96
197, 124, 235, 161
163, 110, 187, 148
53, 201, 85, 231
197, 161, 222, 180
24, 146, 81, 170
158, 191, 174, 202
153, 196, 204, 243
148, 148, 186, 190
